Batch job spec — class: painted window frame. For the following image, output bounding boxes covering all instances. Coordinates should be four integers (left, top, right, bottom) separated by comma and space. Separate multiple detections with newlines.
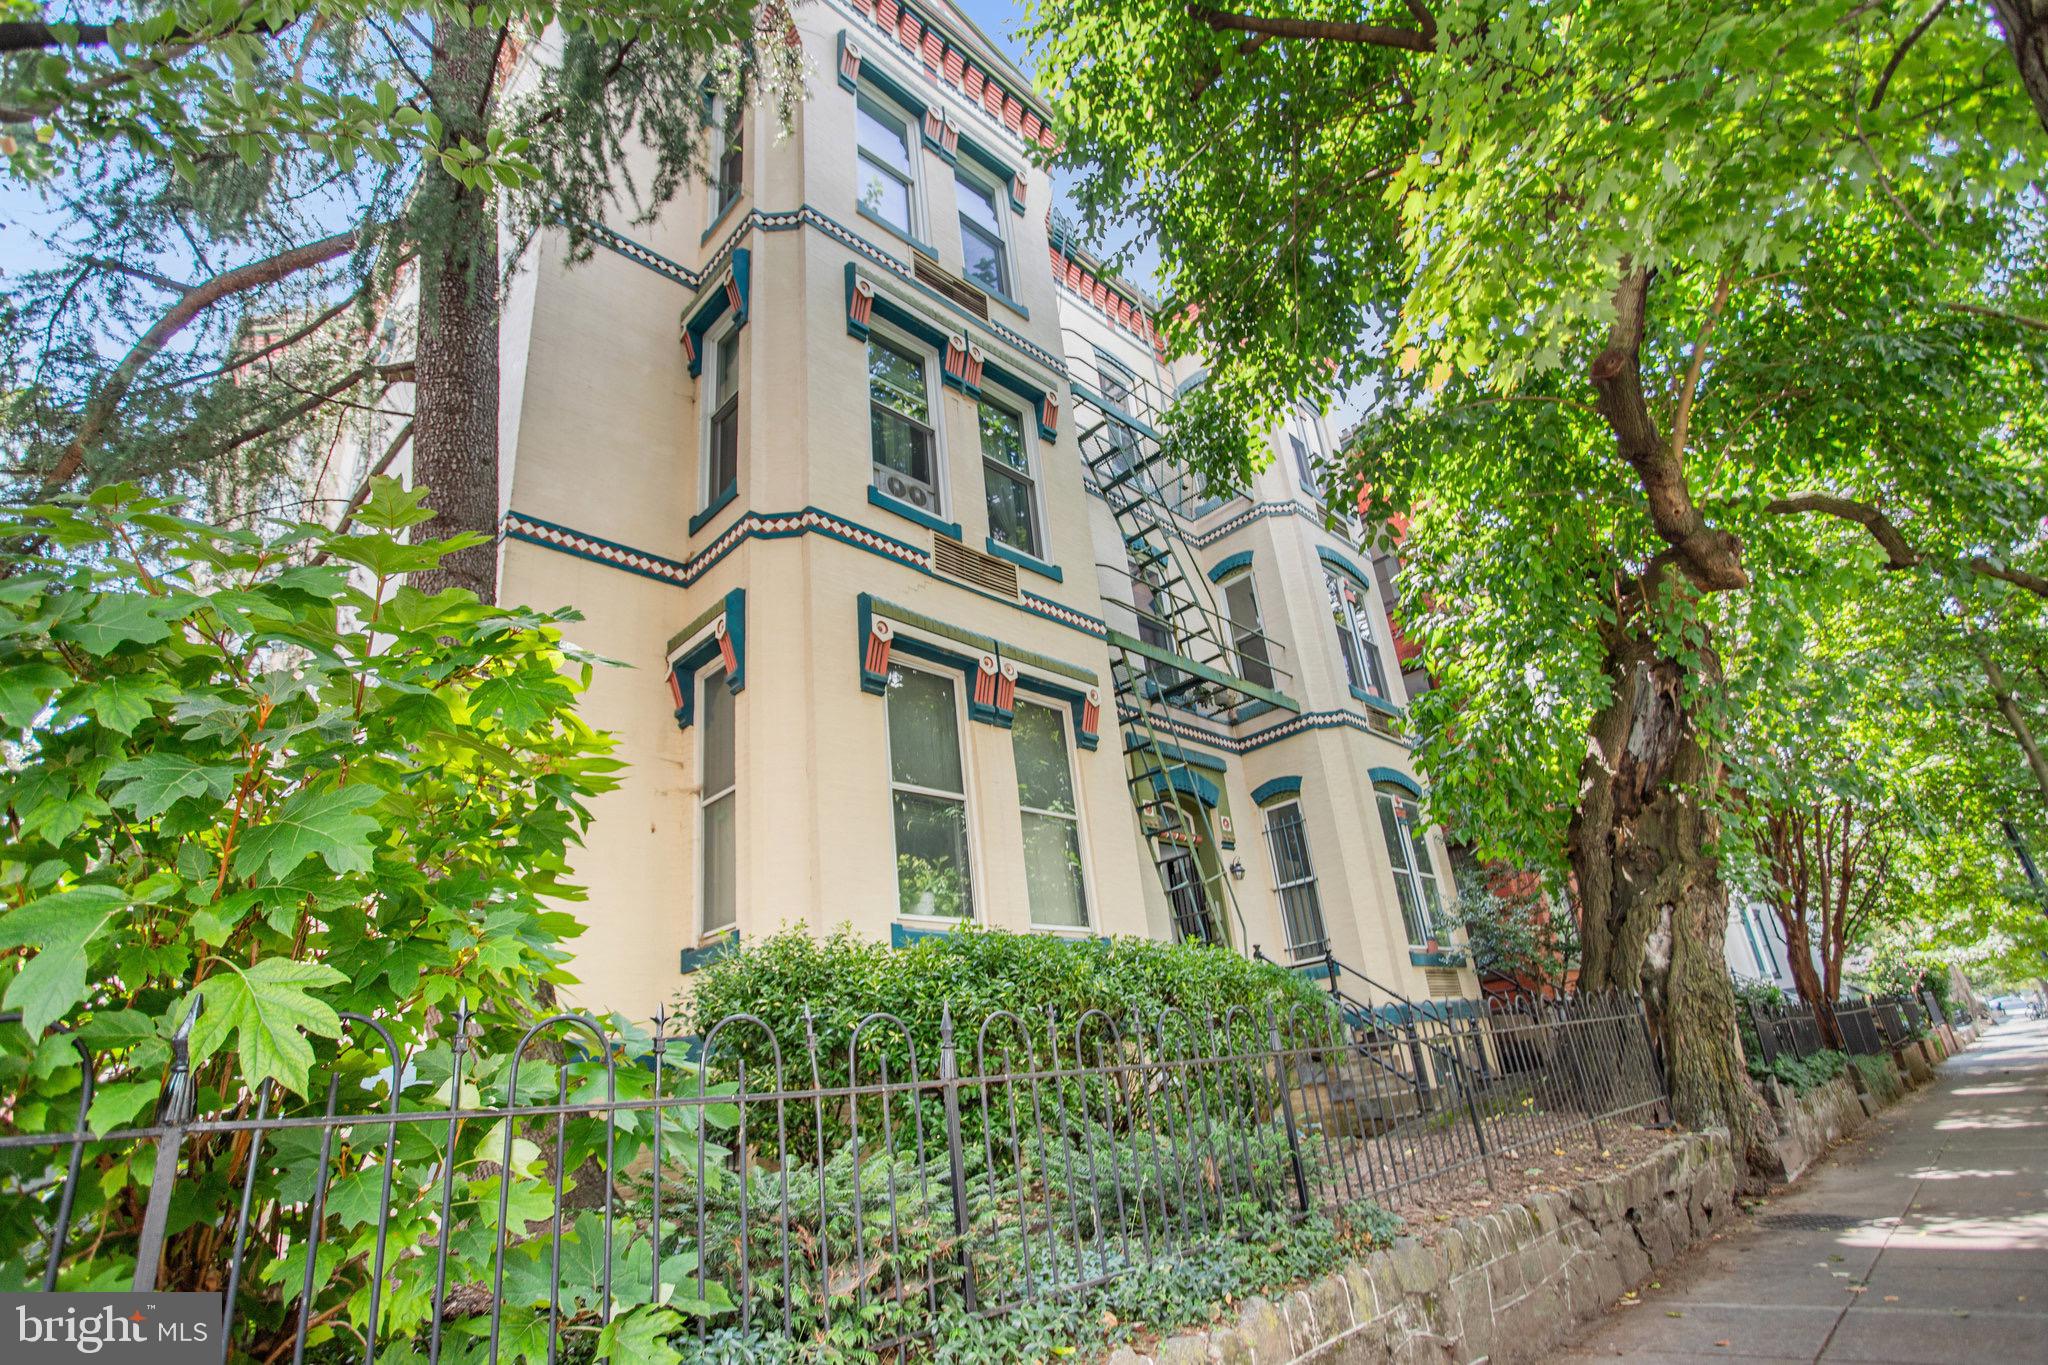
856, 88, 922, 239
1375, 782, 1441, 946
884, 660, 979, 923
953, 162, 1011, 298
1011, 697, 1092, 931
710, 96, 745, 222
1220, 571, 1277, 692
1326, 567, 1393, 699
701, 319, 742, 512
1263, 799, 1329, 961
867, 321, 948, 515
698, 659, 738, 939
978, 394, 1042, 559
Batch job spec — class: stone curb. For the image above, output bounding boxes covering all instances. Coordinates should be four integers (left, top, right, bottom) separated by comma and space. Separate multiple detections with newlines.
1101, 1131, 1739, 1365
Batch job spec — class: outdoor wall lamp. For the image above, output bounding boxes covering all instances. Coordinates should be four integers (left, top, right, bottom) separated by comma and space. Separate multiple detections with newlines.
1228, 860, 1245, 881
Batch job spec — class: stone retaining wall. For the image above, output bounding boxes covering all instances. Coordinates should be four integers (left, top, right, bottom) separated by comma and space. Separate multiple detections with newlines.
1762, 1038, 1938, 1184
1104, 1133, 1737, 1365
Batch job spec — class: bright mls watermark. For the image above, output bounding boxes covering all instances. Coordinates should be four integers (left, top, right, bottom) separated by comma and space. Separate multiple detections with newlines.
1, 1294, 218, 1364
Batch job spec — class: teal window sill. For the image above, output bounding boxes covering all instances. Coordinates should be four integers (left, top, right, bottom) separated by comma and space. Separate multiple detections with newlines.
981, 282, 1030, 321
700, 196, 744, 245
690, 482, 738, 536
985, 537, 1062, 582
1409, 948, 1466, 968
680, 932, 740, 974
1349, 685, 1405, 718
868, 485, 961, 539
891, 922, 959, 948
855, 205, 937, 261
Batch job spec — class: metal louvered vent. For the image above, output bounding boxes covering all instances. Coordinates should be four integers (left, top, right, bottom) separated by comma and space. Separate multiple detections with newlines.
933, 534, 1019, 597
914, 257, 990, 320
1368, 709, 1408, 741
1424, 968, 1464, 998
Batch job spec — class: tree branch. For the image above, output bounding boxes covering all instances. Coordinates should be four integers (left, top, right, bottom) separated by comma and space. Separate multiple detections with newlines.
1668, 270, 1732, 465
1765, 491, 2048, 598
1940, 300, 2048, 332
43, 225, 373, 493
1185, 5, 1436, 52
1869, 0, 1951, 111
1587, 266, 1749, 592
0, 21, 114, 52
82, 257, 195, 293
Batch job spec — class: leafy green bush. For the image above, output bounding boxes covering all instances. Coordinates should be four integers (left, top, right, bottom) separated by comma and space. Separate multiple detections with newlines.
1749, 1048, 1846, 1094
0, 486, 758, 1354
685, 925, 1328, 1087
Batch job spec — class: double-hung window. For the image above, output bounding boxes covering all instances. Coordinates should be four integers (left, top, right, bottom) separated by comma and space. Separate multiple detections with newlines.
869, 334, 939, 508
1264, 801, 1328, 960
1376, 782, 1441, 945
888, 666, 974, 918
712, 101, 744, 218
699, 664, 737, 936
857, 94, 916, 235
980, 400, 1039, 557
1093, 350, 1141, 476
1012, 699, 1088, 928
955, 171, 1009, 296
1290, 407, 1325, 503
1326, 569, 1391, 698
704, 328, 740, 508
1222, 574, 1275, 691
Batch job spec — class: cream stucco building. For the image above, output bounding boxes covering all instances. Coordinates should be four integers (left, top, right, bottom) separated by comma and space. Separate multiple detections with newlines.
388, 0, 1473, 1013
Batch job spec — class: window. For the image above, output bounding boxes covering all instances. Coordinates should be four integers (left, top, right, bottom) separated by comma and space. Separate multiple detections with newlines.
955, 171, 1009, 296
713, 102, 744, 217
980, 400, 1039, 557
888, 666, 973, 918
857, 93, 916, 234
869, 334, 939, 506
1012, 699, 1087, 927
700, 664, 737, 935
704, 327, 739, 507
1222, 574, 1275, 691
1093, 350, 1142, 474
1376, 783, 1440, 946
1326, 569, 1391, 698
1289, 407, 1324, 502
1264, 801, 1328, 960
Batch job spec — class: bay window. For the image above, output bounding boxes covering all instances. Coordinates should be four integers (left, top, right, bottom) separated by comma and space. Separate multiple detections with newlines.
704, 327, 739, 508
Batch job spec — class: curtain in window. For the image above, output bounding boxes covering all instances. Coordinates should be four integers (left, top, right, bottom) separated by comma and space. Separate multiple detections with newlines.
1013, 701, 1085, 927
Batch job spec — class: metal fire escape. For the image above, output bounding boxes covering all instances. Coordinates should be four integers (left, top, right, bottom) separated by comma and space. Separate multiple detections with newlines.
1066, 338, 1301, 951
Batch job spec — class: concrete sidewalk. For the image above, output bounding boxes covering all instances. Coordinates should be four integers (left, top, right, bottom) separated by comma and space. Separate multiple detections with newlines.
1552, 1017, 2048, 1363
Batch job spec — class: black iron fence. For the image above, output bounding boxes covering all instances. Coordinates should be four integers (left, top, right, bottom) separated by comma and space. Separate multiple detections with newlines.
1746, 991, 1928, 1067
0, 988, 1664, 1361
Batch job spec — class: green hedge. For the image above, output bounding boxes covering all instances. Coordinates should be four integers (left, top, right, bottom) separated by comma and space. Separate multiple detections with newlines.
685, 925, 1328, 1074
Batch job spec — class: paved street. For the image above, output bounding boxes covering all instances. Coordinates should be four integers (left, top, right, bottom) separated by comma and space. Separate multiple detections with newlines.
1554, 1017, 2048, 1363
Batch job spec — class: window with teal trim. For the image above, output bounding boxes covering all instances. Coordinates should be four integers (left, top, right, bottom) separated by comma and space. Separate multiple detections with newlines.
1263, 800, 1328, 961
857, 92, 918, 235
699, 663, 737, 936
711, 97, 744, 220
702, 326, 740, 511
1326, 569, 1391, 698
980, 399, 1039, 558
888, 665, 974, 920
1222, 574, 1276, 691
1376, 782, 1440, 945
955, 167, 1010, 297
870, 332, 942, 511
1013, 700, 1088, 928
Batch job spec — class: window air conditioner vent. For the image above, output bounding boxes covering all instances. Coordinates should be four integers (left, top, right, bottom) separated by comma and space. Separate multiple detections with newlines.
1423, 967, 1463, 999
914, 257, 990, 320
1367, 709, 1407, 741
932, 533, 1019, 598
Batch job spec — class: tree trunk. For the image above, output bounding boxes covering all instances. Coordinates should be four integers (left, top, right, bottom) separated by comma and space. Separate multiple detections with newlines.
1976, 640, 2048, 808
1780, 916, 1842, 1051
411, 23, 503, 604
1993, 0, 2048, 137
1567, 625, 1766, 1160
